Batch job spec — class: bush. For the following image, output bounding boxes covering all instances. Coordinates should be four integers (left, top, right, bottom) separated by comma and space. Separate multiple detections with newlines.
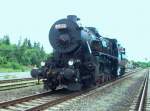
1, 62, 21, 70
0, 57, 7, 64
11, 62, 21, 69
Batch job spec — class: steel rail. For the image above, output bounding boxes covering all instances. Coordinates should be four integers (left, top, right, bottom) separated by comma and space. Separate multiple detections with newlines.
0, 91, 53, 108
0, 80, 41, 91
0, 78, 34, 84
138, 69, 149, 111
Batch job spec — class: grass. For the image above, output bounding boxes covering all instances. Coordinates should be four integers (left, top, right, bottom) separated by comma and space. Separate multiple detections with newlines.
3, 74, 17, 79
0, 66, 31, 72
0, 61, 32, 72
0, 68, 25, 72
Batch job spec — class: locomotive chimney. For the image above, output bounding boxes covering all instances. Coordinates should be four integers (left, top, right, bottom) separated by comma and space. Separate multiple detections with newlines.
67, 15, 80, 22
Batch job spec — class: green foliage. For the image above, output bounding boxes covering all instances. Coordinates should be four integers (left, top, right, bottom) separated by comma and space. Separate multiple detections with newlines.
0, 36, 49, 72
131, 60, 150, 68
0, 35, 10, 45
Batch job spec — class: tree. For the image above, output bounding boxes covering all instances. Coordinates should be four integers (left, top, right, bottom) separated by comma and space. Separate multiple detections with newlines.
27, 39, 32, 48
2, 35, 10, 45
0, 35, 49, 70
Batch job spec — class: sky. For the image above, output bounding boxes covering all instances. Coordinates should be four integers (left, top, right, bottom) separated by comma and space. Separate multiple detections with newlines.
0, 0, 149, 61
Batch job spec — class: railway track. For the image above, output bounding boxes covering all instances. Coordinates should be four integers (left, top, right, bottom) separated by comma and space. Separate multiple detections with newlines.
0, 69, 138, 92
0, 78, 42, 91
0, 70, 139, 111
145, 70, 150, 111
0, 78, 34, 84
129, 69, 149, 111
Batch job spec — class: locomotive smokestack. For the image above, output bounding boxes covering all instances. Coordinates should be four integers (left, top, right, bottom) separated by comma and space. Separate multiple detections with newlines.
67, 15, 80, 23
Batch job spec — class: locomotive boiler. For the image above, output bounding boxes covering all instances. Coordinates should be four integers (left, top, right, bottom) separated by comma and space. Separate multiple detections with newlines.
31, 15, 126, 91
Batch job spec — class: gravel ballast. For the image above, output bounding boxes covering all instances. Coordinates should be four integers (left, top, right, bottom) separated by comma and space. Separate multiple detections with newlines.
0, 84, 45, 102
47, 69, 146, 111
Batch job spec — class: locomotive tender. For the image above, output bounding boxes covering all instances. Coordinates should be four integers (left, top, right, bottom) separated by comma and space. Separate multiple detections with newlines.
31, 15, 126, 91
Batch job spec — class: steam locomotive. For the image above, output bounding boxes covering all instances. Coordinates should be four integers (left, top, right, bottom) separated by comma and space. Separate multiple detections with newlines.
31, 15, 126, 91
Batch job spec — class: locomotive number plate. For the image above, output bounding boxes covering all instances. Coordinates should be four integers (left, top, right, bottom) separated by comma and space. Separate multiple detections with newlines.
55, 24, 67, 29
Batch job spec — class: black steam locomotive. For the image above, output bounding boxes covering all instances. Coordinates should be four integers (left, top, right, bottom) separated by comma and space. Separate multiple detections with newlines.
31, 15, 126, 91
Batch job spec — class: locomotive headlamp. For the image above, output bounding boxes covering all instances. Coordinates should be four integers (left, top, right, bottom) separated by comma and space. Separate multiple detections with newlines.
40, 61, 45, 66
68, 59, 74, 66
